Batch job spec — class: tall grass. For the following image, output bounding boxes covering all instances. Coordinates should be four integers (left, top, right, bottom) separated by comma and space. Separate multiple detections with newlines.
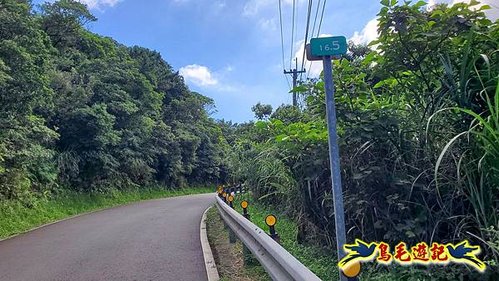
430, 56, 499, 262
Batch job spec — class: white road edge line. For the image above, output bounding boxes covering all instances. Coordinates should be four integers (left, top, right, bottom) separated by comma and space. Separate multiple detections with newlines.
200, 205, 220, 281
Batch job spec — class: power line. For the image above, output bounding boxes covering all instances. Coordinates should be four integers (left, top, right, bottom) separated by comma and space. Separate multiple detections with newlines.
283, 0, 305, 105
278, 0, 292, 89
306, 0, 322, 80
311, 0, 322, 38
307, 0, 327, 80
316, 0, 327, 37
289, 0, 296, 69
299, 0, 313, 81
285, 73, 292, 89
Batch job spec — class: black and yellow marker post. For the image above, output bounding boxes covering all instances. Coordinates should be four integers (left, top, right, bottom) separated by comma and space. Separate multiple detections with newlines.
265, 214, 280, 244
239, 200, 254, 265
241, 200, 250, 220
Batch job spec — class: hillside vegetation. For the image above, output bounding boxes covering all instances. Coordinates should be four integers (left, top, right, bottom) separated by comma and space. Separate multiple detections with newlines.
0, 0, 229, 204
1, 0, 498, 279
223, 1, 499, 279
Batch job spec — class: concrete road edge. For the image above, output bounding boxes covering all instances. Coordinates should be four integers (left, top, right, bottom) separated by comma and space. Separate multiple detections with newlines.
200, 205, 220, 281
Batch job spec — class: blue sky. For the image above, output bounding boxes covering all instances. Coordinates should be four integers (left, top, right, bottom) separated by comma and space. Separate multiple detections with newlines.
34, 0, 498, 123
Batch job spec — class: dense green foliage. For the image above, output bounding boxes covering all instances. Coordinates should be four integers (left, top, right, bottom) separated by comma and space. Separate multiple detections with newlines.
227, 1, 499, 279
2, 0, 498, 279
0, 0, 228, 204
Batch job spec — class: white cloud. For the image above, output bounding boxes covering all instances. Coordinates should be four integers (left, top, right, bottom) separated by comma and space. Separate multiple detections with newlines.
350, 18, 379, 45
243, 0, 305, 16
242, 0, 269, 16
179, 64, 218, 87
426, 0, 498, 19
350, 0, 498, 47
77, 0, 121, 9
427, 0, 437, 5
173, 0, 226, 11
258, 18, 277, 31
179, 64, 241, 93
452, 0, 499, 20
216, 1, 227, 9
45, 0, 121, 9
427, 0, 437, 10
172, 0, 198, 3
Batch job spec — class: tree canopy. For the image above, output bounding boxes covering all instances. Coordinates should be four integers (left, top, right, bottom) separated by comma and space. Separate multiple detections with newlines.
226, 1, 499, 279
0, 0, 229, 199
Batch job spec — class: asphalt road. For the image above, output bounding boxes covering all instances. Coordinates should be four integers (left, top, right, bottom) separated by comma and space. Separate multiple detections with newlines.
0, 193, 215, 281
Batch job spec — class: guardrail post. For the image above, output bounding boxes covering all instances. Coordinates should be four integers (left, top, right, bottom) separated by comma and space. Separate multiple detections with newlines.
240, 200, 255, 265
215, 196, 322, 280
222, 192, 229, 229
227, 195, 236, 243
265, 215, 280, 244
217, 186, 224, 200
228, 228, 236, 243
241, 200, 250, 220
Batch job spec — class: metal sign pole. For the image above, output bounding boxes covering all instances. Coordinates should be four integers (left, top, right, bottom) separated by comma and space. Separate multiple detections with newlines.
322, 55, 349, 281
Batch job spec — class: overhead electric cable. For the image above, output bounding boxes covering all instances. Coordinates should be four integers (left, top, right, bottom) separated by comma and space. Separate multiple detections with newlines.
300, 0, 313, 81
311, 0, 321, 38
306, 0, 322, 80
316, 0, 326, 37
307, 0, 327, 79
278, 0, 292, 89
289, 0, 296, 69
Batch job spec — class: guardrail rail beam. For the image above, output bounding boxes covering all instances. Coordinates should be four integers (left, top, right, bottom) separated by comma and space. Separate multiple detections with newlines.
215, 196, 322, 281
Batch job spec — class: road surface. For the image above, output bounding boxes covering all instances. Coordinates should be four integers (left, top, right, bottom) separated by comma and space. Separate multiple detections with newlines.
0, 193, 215, 281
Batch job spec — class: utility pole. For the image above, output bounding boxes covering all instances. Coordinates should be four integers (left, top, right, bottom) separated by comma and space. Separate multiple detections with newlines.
284, 60, 306, 107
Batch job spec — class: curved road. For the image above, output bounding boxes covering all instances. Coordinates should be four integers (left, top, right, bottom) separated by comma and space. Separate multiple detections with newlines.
0, 193, 215, 281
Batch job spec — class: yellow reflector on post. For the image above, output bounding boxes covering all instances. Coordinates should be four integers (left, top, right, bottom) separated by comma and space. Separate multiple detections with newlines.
241, 200, 248, 209
265, 215, 277, 227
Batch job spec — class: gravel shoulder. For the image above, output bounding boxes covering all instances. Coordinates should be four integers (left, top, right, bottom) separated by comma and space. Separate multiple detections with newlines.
205, 207, 270, 281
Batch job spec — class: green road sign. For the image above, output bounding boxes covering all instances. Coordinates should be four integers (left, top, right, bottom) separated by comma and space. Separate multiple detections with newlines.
310, 36, 347, 57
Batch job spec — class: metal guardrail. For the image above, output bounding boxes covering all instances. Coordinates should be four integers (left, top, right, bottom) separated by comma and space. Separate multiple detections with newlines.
215, 196, 322, 281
